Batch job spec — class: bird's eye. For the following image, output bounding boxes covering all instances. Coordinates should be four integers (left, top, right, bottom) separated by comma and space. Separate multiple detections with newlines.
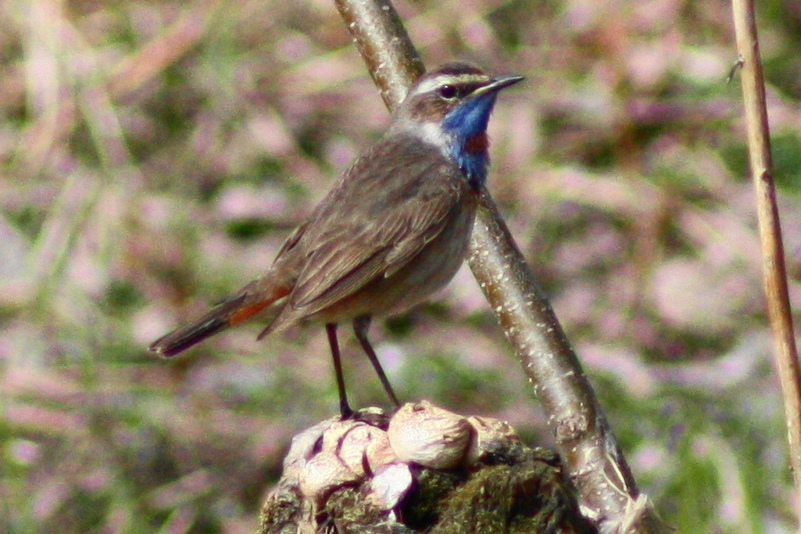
438, 85, 457, 99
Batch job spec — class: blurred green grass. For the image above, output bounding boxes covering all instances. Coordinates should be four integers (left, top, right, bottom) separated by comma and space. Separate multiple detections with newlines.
2, 0, 801, 532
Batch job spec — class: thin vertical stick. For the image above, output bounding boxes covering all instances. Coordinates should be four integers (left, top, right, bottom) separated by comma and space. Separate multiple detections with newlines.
731, 0, 801, 521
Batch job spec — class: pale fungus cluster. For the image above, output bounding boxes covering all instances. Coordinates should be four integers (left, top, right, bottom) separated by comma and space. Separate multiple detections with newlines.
260, 401, 594, 533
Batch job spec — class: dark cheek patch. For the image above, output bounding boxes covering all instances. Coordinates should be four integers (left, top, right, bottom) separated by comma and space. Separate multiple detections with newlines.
409, 97, 450, 123
465, 132, 488, 154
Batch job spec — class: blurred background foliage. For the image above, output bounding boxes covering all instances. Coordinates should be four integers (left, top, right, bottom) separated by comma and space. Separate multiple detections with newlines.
1, 0, 800, 532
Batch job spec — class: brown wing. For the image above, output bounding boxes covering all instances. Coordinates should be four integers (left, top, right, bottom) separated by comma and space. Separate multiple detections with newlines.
283, 133, 468, 319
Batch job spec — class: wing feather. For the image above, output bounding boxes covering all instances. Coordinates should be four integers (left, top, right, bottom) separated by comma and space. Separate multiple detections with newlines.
284, 133, 468, 318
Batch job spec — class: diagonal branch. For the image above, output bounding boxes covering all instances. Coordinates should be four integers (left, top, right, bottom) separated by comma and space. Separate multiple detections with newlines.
333, 0, 661, 531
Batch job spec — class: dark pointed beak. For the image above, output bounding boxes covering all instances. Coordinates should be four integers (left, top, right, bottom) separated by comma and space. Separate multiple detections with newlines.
474, 74, 525, 97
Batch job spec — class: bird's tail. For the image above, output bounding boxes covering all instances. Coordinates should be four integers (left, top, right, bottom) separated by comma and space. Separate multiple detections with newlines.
149, 285, 290, 358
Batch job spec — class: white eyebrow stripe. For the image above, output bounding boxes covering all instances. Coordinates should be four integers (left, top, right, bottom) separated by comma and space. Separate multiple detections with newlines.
409, 74, 489, 97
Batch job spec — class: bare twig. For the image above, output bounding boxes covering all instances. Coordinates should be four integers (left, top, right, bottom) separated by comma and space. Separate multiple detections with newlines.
334, 0, 660, 531
731, 0, 801, 521
333, 0, 424, 109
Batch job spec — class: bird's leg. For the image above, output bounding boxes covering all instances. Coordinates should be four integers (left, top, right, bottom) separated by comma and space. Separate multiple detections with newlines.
325, 323, 353, 418
353, 316, 401, 408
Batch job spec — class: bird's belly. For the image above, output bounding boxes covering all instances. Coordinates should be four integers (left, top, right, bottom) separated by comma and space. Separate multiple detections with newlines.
312, 198, 477, 322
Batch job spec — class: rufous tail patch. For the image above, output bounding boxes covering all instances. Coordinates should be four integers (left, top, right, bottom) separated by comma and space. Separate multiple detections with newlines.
228, 287, 290, 325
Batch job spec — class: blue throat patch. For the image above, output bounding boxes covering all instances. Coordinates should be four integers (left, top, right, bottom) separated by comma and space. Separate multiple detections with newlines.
442, 92, 498, 189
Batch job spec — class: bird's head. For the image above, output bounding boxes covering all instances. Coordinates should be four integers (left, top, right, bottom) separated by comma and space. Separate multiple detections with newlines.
391, 62, 524, 187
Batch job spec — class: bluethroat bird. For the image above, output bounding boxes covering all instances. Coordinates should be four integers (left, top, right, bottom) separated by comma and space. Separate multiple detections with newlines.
150, 62, 523, 417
